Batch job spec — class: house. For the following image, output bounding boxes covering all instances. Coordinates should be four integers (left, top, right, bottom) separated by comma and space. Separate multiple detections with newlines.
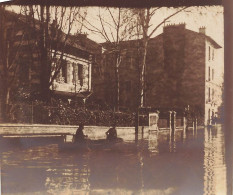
99, 24, 223, 125
49, 33, 102, 99
0, 9, 102, 103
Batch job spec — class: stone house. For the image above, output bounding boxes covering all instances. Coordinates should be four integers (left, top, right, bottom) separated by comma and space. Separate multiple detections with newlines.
0, 10, 102, 103
49, 33, 102, 99
99, 24, 223, 125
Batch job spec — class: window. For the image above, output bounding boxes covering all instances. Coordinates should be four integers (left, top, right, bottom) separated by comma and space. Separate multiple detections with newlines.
72, 63, 78, 84
212, 88, 215, 99
61, 59, 67, 83
71, 63, 85, 86
212, 69, 214, 80
125, 55, 133, 69
54, 59, 60, 82
208, 87, 211, 102
208, 109, 211, 124
208, 46, 211, 61
212, 49, 214, 60
78, 64, 84, 86
212, 110, 215, 120
208, 67, 211, 81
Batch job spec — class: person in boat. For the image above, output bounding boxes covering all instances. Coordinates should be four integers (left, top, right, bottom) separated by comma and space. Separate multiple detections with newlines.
74, 124, 87, 143
106, 124, 117, 140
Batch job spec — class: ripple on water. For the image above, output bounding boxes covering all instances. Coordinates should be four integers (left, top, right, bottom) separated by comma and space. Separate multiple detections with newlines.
0, 126, 227, 195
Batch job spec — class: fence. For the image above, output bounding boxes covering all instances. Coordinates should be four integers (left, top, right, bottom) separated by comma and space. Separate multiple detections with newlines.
5, 101, 203, 128
159, 112, 184, 129
139, 108, 199, 130
6, 102, 135, 126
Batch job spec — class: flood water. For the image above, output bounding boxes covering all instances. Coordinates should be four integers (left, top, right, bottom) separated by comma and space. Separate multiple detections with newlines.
0, 125, 227, 195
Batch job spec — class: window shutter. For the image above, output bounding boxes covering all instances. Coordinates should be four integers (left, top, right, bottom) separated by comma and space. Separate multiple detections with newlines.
56, 70, 61, 82
73, 63, 79, 85
61, 60, 67, 83
67, 62, 71, 83
54, 59, 61, 82
78, 64, 83, 86
72, 63, 75, 84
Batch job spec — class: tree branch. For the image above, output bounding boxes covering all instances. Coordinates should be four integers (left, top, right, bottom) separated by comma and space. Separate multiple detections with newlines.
148, 7, 188, 38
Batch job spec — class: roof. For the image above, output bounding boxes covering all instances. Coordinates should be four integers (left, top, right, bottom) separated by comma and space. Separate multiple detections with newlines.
203, 34, 222, 49
101, 25, 222, 50
3, 9, 102, 55
162, 24, 221, 49
101, 39, 143, 51
185, 29, 221, 49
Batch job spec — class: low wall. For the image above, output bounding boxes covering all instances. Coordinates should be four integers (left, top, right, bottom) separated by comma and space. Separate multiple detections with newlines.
158, 118, 169, 128
0, 124, 150, 140
0, 122, 198, 141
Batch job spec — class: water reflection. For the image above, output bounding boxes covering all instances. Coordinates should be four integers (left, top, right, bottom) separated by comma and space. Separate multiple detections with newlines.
0, 125, 227, 195
148, 131, 159, 154
45, 152, 91, 194
169, 130, 176, 153
203, 126, 226, 195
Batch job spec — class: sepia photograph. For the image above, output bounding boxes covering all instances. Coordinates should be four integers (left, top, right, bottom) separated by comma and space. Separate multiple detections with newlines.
0, 0, 231, 194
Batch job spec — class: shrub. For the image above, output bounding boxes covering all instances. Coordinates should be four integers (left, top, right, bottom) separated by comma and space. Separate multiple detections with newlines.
7, 99, 136, 126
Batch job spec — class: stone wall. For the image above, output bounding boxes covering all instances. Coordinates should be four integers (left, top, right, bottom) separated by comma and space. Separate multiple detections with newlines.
0, 124, 143, 141
183, 30, 205, 110
146, 24, 206, 113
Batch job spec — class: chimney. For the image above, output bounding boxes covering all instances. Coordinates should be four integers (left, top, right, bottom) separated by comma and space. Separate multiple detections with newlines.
79, 33, 88, 39
199, 26, 206, 34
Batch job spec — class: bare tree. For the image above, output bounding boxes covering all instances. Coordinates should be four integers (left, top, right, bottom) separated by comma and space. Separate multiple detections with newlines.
83, 7, 136, 111
22, 5, 87, 100
0, 6, 27, 121
0, 5, 87, 121
133, 7, 188, 107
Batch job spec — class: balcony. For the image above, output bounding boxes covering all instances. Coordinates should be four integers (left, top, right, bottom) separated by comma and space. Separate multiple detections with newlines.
51, 81, 88, 93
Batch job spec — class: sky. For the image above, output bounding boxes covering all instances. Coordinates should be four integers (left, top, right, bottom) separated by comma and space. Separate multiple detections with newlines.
7, 5, 224, 79
7, 5, 223, 45
83, 6, 224, 81
83, 6, 223, 46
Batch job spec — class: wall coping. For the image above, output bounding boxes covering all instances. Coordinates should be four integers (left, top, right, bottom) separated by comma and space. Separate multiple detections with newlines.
0, 123, 136, 129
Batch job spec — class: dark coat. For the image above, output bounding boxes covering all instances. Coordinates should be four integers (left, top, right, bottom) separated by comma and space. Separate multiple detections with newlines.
106, 127, 117, 140
74, 127, 85, 142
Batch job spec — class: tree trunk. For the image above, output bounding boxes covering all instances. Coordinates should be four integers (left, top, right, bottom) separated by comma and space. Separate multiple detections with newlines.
135, 40, 143, 135
140, 38, 148, 107
115, 54, 120, 112
1, 85, 11, 122
39, 5, 51, 101
116, 66, 120, 112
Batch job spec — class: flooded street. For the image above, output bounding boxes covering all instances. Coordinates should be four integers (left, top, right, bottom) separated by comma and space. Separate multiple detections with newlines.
0, 125, 227, 195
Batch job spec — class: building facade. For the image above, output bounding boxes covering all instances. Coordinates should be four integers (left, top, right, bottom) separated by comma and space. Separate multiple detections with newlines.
0, 10, 102, 102
99, 24, 223, 125
48, 34, 102, 99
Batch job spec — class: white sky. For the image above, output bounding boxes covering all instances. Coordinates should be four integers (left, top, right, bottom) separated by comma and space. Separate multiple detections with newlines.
8, 5, 223, 45
83, 6, 223, 46
8, 5, 224, 78
84, 6, 224, 80
85, 6, 224, 82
